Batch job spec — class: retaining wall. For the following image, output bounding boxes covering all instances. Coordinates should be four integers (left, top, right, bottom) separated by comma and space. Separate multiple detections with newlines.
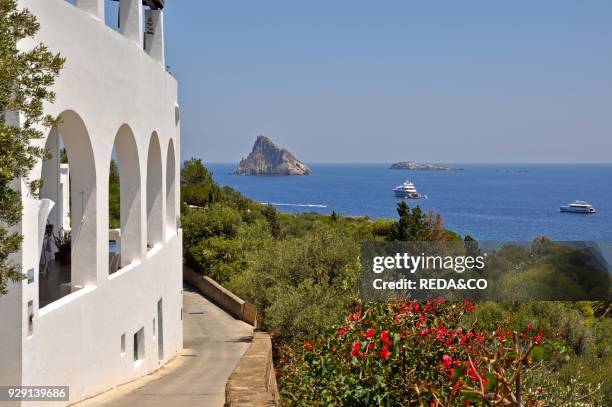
225, 332, 279, 407
183, 266, 246, 321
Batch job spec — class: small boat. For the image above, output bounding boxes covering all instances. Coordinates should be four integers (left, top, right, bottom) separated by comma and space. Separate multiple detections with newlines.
393, 179, 425, 199
560, 200, 597, 214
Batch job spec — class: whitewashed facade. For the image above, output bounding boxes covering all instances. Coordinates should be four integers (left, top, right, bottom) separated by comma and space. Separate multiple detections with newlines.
0, 1, 183, 405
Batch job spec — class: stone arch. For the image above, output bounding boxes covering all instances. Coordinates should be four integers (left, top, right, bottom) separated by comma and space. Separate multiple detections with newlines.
110, 124, 143, 270
40, 110, 98, 289
146, 132, 163, 248
165, 138, 177, 237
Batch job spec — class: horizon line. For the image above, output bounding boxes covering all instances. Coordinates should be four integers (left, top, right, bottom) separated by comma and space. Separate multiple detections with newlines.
198, 161, 612, 165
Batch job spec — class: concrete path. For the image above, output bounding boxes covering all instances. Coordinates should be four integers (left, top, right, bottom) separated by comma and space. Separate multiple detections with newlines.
76, 286, 253, 407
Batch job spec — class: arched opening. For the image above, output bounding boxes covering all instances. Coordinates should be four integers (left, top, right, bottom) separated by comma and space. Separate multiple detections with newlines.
146, 132, 163, 249
39, 111, 97, 307
165, 139, 176, 237
109, 125, 142, 273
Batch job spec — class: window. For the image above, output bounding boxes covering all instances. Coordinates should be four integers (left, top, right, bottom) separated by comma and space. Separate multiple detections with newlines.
27, 301, 34, 336
121, 333, 126, 355
133, 327, 144, 362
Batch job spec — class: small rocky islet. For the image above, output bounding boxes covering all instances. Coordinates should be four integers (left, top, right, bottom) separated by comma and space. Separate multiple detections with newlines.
235, 135, 311, 176
390, 161, 462, 171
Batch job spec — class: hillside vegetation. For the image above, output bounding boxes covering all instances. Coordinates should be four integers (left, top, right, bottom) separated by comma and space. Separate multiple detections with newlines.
181, 158, 610, 406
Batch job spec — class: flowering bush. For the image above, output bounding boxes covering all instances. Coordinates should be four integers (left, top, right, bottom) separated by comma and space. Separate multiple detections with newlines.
280, 300, 554, 406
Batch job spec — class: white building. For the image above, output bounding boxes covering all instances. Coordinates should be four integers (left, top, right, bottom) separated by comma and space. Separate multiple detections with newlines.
0, 1, 183, 405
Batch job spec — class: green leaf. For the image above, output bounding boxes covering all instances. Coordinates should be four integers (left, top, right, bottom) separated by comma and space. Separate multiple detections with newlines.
451, 365, 467, 385
461, 389, 481, 402
531, 345, 545, 362
485, 373, 497, 392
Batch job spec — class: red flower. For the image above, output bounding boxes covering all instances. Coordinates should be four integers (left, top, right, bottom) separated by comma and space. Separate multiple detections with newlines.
337, 326, 350, 337
467, 367, 479, 382
420, 328, 430, 336
380, 346, 391, 360
433, 327, 448, 340
365, 328, 376, 338
462, 300, 475, 312
442, 354, 453, 369
380, 331, 392, 346
453, 380, 463, 391
527, 323, 533, 330
304, 340, 315, 351
465, 361, 486, 385
348, 310, 362, 322
350, 341, 361, 357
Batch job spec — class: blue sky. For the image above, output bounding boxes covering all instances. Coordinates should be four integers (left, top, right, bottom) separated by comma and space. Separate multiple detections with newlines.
150, 1, 611, 163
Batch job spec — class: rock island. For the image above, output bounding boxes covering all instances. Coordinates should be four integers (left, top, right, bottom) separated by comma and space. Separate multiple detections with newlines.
390, 161, 462, 171
235, 135, 312, 176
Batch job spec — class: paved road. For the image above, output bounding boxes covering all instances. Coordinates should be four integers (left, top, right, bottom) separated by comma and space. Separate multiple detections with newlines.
77, 286, 253, 406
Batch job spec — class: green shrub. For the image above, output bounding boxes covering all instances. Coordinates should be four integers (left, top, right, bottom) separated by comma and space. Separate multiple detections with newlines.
471, 301, 610, 403
182, 204, 242, 247
280, 300, 558, 406
186, 236, 245, 283
557, 317, 612, 405
523, 367, 604, 407
227, 222, 362, 338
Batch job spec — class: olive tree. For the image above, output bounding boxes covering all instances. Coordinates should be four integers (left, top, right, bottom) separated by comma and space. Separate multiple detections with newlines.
0, 0, 64, 294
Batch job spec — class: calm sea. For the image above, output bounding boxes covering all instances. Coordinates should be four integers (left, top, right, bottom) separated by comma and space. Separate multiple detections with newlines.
207, 163, 612, 241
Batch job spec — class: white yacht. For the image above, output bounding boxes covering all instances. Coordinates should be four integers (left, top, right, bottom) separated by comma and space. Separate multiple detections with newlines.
393, 179, 425, 199
560, 200, 597, 214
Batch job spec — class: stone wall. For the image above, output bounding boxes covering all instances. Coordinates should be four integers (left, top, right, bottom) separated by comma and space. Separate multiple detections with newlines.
225, 332, 279, 406
183, 266, 245, 320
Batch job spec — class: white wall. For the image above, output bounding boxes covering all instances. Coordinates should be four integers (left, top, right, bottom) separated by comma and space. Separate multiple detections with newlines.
1, 0, 183, 405
23, 233, 183, 406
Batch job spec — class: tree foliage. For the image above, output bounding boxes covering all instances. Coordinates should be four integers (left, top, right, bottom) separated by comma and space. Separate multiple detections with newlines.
388, 201, 433, 241
263, 203, 282, 239
0, 0, 64, 294
109, 158, 120, 229
181, 157, 223, 208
